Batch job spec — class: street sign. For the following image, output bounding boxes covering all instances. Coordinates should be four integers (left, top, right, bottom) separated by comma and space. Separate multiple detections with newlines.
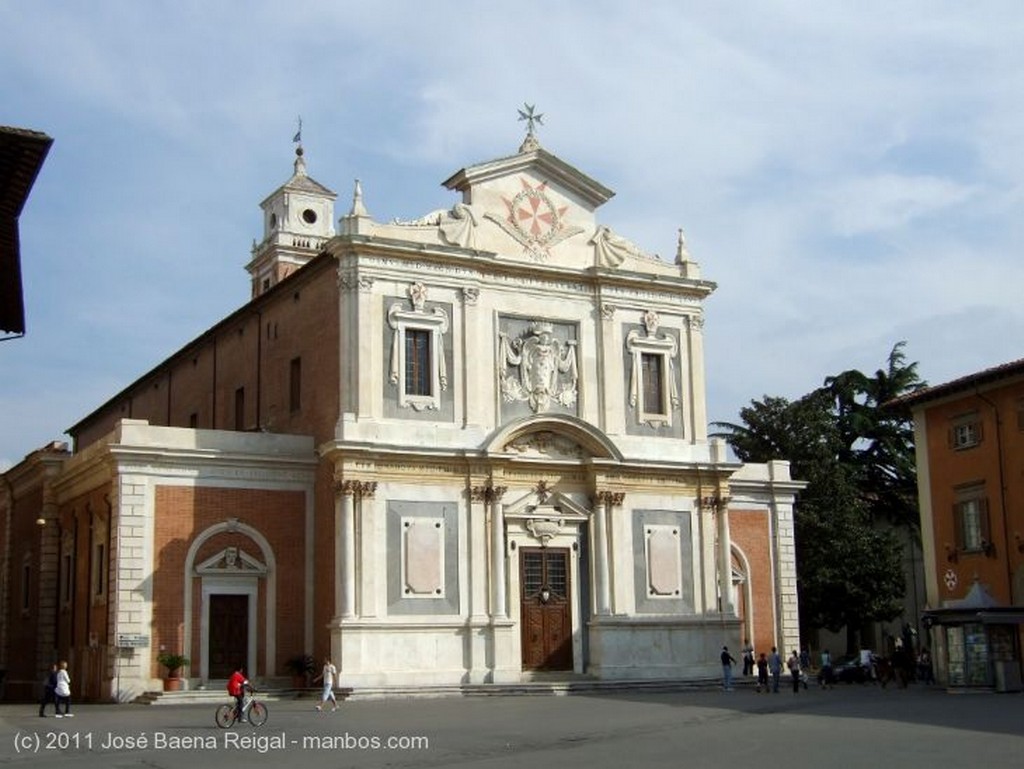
115, 633, 149, 648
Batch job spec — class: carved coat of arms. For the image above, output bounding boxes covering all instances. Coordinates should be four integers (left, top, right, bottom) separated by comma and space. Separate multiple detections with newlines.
498, 321, 578, 412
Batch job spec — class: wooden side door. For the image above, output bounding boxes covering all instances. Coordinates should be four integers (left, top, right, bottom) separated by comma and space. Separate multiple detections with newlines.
520, 548, 572, 670
208, 594, 248, 678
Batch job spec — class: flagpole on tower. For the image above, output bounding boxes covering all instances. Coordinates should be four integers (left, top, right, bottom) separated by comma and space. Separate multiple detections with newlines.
292, 116, 303, 145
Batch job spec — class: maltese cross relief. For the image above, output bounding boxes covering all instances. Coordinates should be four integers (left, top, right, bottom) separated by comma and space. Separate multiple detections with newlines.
485, 178, 584, 261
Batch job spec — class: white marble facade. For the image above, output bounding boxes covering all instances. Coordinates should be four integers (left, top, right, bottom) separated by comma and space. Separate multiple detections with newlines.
319, 132, 803, 685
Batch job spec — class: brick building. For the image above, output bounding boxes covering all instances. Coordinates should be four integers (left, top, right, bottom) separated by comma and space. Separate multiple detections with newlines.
1, 131, 803, 701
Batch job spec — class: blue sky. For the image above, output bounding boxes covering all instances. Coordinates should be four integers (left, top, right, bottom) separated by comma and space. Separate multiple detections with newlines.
3, 1, 1023, 469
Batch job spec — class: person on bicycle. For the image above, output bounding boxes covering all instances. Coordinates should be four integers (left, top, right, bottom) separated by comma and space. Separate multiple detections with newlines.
227, 664, 249, 722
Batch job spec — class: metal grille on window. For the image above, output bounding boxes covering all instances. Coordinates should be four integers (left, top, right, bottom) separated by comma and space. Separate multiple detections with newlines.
641, 353, 664, 414
405, 329, 431, 396
546, 554, 568, 599
523, 552, 544, 596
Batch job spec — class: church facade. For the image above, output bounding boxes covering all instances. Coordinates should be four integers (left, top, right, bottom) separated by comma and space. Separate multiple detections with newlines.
1, 127, 802, 701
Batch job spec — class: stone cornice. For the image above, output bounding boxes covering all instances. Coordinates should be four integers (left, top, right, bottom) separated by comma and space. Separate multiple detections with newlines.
328, 236, 714, 302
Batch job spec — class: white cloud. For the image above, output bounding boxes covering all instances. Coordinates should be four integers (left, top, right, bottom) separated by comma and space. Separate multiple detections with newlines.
821, 174, 979, 236
3, 1, 1024, 463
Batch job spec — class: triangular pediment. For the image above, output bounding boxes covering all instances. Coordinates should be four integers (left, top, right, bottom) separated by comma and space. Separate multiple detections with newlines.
362, 142, 694, 277
442, 146, 614, 210
195, 546, 267, 576
503, 488, 590, 521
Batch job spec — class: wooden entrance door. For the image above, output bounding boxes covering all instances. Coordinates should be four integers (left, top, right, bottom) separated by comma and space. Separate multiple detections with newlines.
520, 548, 572, 670
209, 594, 249, 678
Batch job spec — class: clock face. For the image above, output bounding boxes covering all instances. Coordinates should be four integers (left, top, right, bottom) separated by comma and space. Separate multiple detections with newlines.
301, 208, 317, 225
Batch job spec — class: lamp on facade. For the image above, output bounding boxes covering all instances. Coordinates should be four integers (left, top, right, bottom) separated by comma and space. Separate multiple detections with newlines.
539, 586, 551, 604
1014, 532, 1024, 554
944, 543, 958, 563
35, 516, 46, 527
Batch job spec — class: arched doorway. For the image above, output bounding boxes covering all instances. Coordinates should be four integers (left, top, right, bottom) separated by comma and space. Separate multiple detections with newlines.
183, 520, 276, 684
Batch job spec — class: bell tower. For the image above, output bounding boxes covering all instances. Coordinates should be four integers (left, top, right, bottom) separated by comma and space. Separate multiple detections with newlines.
246, 140, 336, 297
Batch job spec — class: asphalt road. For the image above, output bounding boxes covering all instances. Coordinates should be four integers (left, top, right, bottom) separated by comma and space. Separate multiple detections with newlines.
1, 683, 1020, 769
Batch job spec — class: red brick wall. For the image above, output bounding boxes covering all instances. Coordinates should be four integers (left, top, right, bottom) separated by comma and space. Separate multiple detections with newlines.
3, 483, 46, 700
730, 508, 777, 654
71, 255, 339, 449
152, 485, 306, 677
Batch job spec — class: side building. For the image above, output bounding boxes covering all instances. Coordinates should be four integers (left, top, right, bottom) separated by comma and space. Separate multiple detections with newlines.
1, 132, 803, 701
898, 358, 1024, 691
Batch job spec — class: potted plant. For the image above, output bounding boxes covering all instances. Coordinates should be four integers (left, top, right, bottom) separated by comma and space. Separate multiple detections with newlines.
157, 652, 190, 692
285, 654, 315, 688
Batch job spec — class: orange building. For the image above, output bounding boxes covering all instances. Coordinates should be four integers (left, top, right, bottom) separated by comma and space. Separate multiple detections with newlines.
899, 359, 1024, 690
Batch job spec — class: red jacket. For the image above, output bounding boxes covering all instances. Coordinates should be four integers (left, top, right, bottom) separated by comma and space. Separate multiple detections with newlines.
227, 671, 247, 696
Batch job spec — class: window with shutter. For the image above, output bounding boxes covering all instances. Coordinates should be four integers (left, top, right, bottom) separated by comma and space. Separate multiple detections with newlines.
953, 490, 989, 554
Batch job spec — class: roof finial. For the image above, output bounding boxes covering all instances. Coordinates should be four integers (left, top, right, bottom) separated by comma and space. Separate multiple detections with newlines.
292, 116, 307, 174
517, 103, 543, 153
675, 227, 692, 265
349, 178, 368, 217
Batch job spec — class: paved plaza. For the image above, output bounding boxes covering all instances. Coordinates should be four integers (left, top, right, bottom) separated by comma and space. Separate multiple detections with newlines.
1, 683, 1020, 769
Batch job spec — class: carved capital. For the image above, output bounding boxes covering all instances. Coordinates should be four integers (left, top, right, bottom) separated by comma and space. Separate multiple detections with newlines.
470, 482, 508, 503
596, 490, 626, 507
600, 304, 616, 321
334, 479, 362, 497
698, 494, 731, 512
358, 481, 378, 499
462, 286, 479, 306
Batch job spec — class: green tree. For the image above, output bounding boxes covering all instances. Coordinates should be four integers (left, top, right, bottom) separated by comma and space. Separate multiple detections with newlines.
712, 343, 924, 651
819, 341, 924, 530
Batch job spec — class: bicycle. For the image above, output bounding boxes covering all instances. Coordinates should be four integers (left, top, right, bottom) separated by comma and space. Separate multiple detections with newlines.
215, 687, 268, 728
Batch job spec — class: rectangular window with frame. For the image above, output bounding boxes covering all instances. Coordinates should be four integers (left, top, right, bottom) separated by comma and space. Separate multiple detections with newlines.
641, 353, 666, 416
61, 553, 73, 605
404, 328, 432, 397
948, 413, 983, 450
289, 356, 302, 412
93, 542, 106, 599
21, 560, 31, 612
953, 492, 990, 553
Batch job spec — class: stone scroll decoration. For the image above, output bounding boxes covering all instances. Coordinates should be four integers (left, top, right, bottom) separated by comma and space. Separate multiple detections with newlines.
625, 310, 680, 428
498, 320, 578, 413
387, 282, 449, 411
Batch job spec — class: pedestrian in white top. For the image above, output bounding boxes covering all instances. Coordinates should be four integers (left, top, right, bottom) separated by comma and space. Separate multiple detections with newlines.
313, 658, 338, 712
54, 661, 73, 718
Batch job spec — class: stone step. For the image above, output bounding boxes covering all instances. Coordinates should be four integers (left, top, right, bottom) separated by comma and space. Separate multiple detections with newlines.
135, 677, 749, 705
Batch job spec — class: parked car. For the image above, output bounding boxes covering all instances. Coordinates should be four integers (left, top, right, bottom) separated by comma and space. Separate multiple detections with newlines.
831, 654, 871, 684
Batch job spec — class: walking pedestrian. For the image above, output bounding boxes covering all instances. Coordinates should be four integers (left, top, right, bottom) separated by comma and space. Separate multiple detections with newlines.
38, 663, 58, 717
788, 650, 801, 693
768, 647, 782, 693
756, 653, 769, 693
819, 648, 834, 689
720, 646, 736, 691
54, 661, 73, 717
314, 657, 338, 712
742, 640, 754, 676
